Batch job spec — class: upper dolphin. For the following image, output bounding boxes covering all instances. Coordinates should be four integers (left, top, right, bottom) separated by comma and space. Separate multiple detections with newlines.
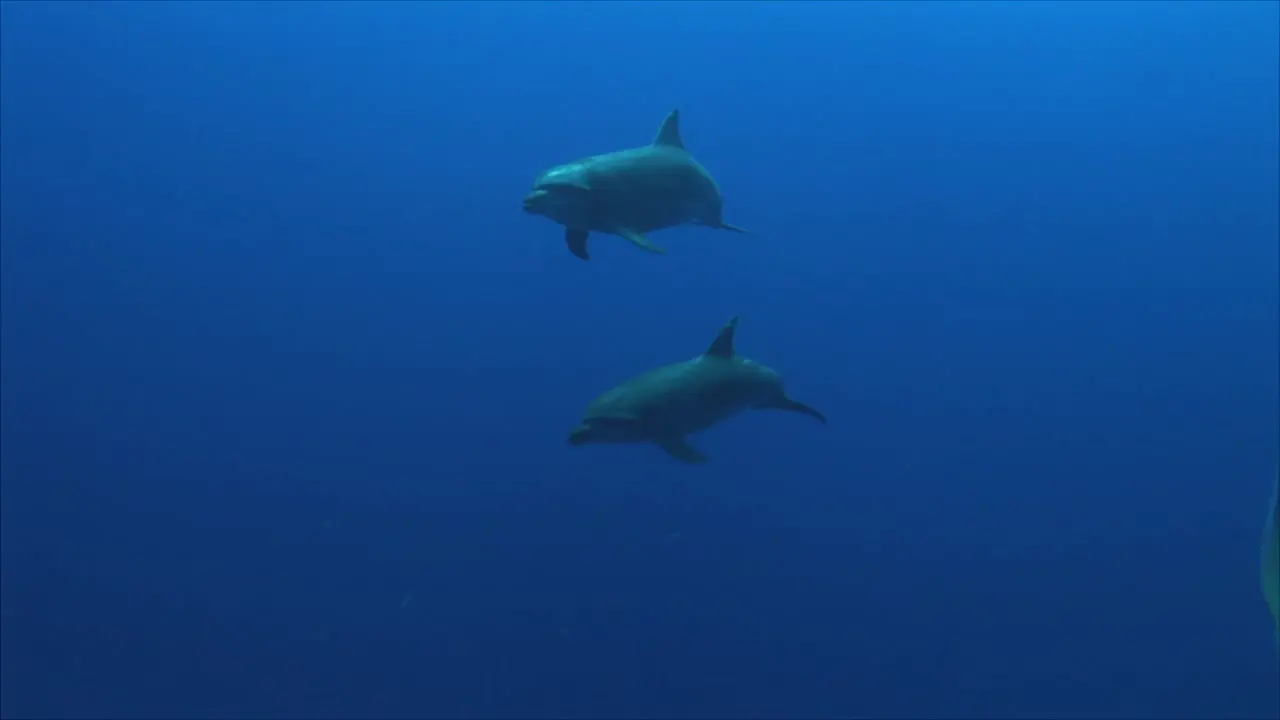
567, 316, 826, 463
522, 109, 749, 260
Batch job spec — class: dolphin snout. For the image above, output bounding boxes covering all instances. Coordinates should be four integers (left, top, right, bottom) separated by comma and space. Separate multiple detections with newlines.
567, 424, 593, 445
521, 189, 547, 213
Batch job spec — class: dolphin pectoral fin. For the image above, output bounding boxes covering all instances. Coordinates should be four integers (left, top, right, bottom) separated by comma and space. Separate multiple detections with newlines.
617, 229, 666, 255
565, 228, 590, 260
696, 216, 751, 234
759, 396, 828, 424
713, 220, 751, 234
657, 437, 707, 464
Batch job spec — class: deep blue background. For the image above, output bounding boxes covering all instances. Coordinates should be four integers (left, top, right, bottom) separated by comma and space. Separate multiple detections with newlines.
2, 2, 1278, 718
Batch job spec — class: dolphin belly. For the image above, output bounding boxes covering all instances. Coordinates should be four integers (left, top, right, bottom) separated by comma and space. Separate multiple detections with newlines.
617, 361, 756, 438
643, 390, 747, 437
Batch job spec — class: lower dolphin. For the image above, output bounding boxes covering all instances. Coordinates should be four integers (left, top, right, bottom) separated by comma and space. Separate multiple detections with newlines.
567, 316, 826, 463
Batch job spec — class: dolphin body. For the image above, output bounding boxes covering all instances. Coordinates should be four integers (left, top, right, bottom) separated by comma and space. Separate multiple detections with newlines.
522, 109, 749, 260
567, 316, 826, 463
1263, 467, 1279, 651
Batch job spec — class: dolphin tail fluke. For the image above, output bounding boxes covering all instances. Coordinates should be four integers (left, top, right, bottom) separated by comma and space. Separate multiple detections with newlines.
657, 436, 707, 464
761, 396, 828, 424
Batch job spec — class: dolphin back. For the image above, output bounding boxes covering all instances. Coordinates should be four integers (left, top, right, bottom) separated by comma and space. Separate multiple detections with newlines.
585, 147, 717, 201
585, 362, 697, 419
1263, 467, 1280, 650
588, 358, 761, 434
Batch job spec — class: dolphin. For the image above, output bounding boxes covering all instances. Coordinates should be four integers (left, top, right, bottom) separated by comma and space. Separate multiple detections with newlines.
1262, 466, 1279, 651
522, 109, 749, 260
567, 316, 826, 463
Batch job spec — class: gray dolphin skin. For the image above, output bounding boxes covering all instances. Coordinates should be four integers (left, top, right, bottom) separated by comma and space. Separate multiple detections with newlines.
522, 109, 750, 260
567, 316, 826, 463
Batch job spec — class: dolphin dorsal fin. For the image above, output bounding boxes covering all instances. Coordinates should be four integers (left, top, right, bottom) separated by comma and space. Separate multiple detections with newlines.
653, 110, 684, 150
705, 316, 739, 358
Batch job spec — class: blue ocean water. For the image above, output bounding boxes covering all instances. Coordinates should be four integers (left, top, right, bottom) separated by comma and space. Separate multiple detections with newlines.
1, 1, 1278, 718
